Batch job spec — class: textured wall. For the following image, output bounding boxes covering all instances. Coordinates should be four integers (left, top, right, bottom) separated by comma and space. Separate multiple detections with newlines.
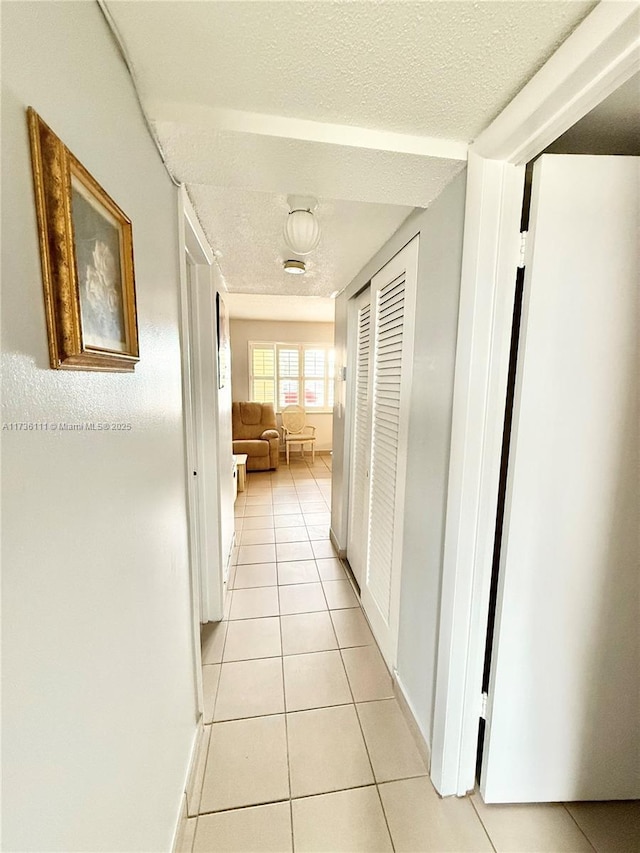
1, 3, 195, 850
230, 318, 334, 451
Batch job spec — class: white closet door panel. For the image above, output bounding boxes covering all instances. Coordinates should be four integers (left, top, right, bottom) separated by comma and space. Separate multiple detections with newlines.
361, 237, 420, 668
347, 289, 372, 586
482, 155, 639, 803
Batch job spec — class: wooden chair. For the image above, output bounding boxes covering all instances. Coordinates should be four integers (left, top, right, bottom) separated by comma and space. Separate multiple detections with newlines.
281, 405, 316, 464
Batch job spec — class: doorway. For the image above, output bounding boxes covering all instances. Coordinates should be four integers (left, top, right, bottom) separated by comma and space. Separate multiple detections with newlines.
178, 189, 230, 719
475, 84, 640, 801
431, 4, 640, 797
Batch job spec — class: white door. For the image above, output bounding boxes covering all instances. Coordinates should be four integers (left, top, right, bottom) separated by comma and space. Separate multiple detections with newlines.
482, 155, 639, 803
347, 287, 373, 586
361, 237, 419, 668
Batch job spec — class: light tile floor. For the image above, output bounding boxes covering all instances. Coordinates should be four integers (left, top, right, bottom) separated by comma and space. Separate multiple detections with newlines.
184, 454, 640, 852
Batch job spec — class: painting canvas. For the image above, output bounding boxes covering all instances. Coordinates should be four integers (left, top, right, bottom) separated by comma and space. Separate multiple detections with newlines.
28, 108, 139, 372
71, 177, 128, 353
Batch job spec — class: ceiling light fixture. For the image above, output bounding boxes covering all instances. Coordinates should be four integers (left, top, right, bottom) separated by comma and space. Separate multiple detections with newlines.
283, 259, 306, 275
283, 195, 320, 255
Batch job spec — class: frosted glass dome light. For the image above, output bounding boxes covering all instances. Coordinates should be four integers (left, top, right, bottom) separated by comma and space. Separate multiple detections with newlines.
283, 198, 321, 256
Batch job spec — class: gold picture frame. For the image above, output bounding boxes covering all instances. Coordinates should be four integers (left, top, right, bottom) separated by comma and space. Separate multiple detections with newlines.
28, 108, 139, 372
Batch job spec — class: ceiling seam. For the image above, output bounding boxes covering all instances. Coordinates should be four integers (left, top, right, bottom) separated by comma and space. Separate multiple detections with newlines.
96, 0, 181, 189
97, 0, 226, 279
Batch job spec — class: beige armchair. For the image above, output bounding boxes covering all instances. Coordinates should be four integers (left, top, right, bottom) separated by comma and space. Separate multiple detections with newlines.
232, 402, 280, 471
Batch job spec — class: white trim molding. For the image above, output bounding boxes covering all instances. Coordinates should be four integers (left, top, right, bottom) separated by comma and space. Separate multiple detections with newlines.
393, 674, 431, 771
179, 186, 226, 624
431, 154, 524, 796
171, 720, 208, 852
474, 1, 640, 163
431, 0, 640, 797
177, 187, 205, 726
148, 101, 469, 162
183, 188, 214, 265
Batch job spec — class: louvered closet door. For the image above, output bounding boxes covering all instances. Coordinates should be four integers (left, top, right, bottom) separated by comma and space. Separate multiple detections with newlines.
361, 237, 419, 669
347, 288, 372, 586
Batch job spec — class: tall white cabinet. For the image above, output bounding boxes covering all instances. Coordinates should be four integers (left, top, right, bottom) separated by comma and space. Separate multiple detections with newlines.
334, 171, 467, 750
347, 237, 419, 668
347, 288, 373, 588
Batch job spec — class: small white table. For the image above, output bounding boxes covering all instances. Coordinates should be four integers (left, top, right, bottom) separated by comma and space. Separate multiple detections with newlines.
233, 453, 248, 492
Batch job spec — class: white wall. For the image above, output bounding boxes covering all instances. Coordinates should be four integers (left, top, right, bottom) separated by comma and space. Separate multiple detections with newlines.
229, 318, 334, 451
2, 4, 195, 851
332, 171, 467, 749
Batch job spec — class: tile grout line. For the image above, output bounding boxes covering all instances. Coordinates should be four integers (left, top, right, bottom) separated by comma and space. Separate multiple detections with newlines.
238, 469, 367, 843
196, 620, 228, 826
468, 791, 499, 853
338, 626, 397, 851
224, 604, 359, 622
223, 641, 375, 665
374, 780, 397, 853
271, 487, 294, 803
275, 565, 296, 853
208, 610, 230, 724
197, 795, 290, 819
197, 757, 434, 818
290, 775, 430, 802
562, 803, 599, 852
215, 695, 404, 725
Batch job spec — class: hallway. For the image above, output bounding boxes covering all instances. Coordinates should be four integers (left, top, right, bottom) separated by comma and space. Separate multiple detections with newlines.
175, 457, 638, 853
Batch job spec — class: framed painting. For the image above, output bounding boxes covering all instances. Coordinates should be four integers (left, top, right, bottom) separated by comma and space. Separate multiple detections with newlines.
27, 108, 139, 371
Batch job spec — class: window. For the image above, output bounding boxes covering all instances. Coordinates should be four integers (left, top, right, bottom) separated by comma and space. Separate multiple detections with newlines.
249, 342, 335, 412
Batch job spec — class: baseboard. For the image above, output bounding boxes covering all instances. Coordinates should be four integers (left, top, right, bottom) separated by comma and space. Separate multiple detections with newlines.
354, 604, 431, 773
171, 714, 209, 852
171, 793, 194, 853
171, 792, 187, 853
393, 674, 432, 771
329, 526, 346, 559
185, 717, 209, 817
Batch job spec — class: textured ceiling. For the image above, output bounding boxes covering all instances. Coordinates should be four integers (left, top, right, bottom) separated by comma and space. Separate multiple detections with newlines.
108, 1, 595, 140
157, 125, 465, 208
189, 185, 413, 296
105, 0, 596, 298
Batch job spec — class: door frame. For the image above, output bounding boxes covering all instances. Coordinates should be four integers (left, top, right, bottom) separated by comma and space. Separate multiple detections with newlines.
178, 187, 225, 715
431, 1, 640, 797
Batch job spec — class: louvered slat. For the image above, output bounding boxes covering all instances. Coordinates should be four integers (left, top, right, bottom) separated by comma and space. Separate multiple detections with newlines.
366, 275, 406, 620
348, 300, 372, 581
